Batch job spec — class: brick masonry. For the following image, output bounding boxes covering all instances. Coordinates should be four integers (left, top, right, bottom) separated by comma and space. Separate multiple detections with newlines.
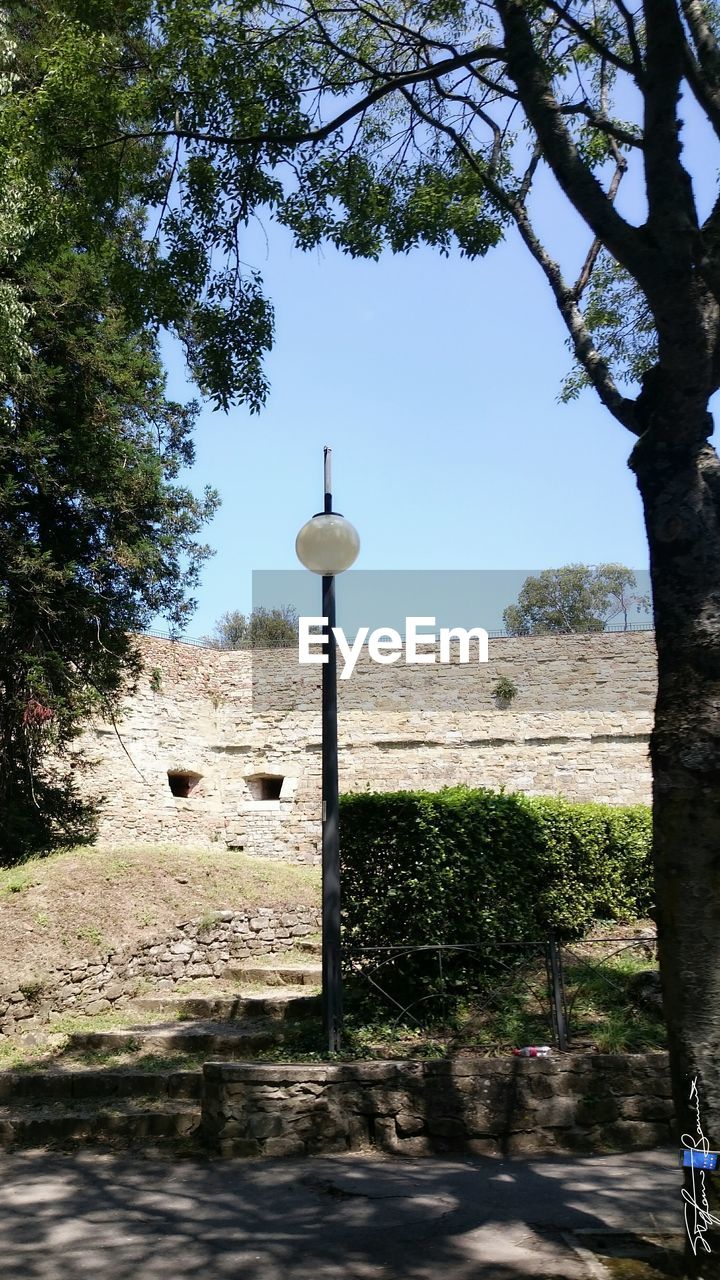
202, 1052, 674, 1158
71, 631, 657, 862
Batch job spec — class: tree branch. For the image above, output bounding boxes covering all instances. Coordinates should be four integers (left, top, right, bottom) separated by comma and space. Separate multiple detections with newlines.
558, 101, 643, 150
610, 0, 646, 78
542, 0, 637, 75
643, 0, 699, 243
79, 44, 507, 155
397, 84, 639, 433
682, 40, 720, 138
681, 0, 720, 83
495, 0, 649, 281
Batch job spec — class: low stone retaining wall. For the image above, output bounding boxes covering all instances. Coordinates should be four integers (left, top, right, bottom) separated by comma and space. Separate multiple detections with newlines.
203, 1053, 674, 1158
0, 906, 320, 1037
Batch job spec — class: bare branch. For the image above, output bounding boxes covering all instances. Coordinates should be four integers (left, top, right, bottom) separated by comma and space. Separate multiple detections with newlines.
518, 143, 541, 202
395, 83, 639, 433
496, 0, 648, 280
682, 41, 720, 137
572, 151, 628, 300
153, 131, 181, 244
542, 0, 637, 75
610, 0, 645, 77
430, 76, 505, 174
558, 101, 643, 149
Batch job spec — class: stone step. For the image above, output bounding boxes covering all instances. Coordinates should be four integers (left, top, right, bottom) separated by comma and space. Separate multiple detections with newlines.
130, 993, 321, 1021
0, 1099, 201, 1150
226, 964, 322, 986
67, 1020, 280, 1056
0, 1069, 202, 1105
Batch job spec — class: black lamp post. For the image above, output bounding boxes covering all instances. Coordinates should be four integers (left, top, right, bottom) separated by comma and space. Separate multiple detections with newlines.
295, 448, 360, 1052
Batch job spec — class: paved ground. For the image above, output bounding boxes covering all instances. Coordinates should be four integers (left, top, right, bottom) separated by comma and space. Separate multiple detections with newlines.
0, 1148, 682, 1280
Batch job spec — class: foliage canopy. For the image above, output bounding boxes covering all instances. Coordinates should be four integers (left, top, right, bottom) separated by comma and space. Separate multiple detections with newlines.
0, 5, 224, 860
208, 606, 300, 649
502, 564, 650, 635
340, 787, 652, 1003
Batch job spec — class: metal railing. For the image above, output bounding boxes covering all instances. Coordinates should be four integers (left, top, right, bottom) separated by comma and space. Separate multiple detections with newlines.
341, 931, 660, 1052
141, 623, 656, 650
558, 932, 660, 1049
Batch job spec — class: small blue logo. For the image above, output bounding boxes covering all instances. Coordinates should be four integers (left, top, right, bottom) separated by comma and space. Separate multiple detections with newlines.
682, 1150, 718, 1170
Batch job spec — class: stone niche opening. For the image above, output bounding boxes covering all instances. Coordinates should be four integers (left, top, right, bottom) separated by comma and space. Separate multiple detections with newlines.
167, 770, 203, 798
246, 774, 284, 802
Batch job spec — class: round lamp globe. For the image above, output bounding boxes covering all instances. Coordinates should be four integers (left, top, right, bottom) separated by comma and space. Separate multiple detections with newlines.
295, 513, 360, 576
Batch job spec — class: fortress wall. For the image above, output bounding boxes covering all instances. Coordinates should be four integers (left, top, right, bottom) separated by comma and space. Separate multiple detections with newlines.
71, 631, 657, 861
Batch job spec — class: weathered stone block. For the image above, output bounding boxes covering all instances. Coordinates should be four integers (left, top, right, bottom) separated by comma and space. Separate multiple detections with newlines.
247, 1113, 283, 1140
372, 1116, 399, 1150
464, 1137, 502, 1157
395, 1111, 425, 1137
219, 1119, 249, 1138
102, 982, 127, 1001
220, 1138, 261, 1157
573, 1096, 619, 1126
84, 998, 111, 1015
520, 1096, 582, 1129
504, 1128, 566, 1156
425, 1115, 468, 1138
263, 1137, 306, 1157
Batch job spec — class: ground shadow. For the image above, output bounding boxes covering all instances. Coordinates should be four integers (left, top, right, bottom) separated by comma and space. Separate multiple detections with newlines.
0, 1144, 682, 1280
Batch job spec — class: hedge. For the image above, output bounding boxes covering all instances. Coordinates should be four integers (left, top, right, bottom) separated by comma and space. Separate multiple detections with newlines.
339, 787, 653, 949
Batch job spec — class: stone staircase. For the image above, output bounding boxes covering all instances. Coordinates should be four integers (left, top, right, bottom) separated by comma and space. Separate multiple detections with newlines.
0, 949, 322, 1153
0, 1068, 202, 1153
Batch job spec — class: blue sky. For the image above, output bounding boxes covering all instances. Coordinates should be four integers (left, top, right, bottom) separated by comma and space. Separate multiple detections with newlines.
161, 225, 651, 639
158, 97, 716, 641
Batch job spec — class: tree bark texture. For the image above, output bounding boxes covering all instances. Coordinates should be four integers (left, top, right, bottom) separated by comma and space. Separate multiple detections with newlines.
631, 401, 720, 1276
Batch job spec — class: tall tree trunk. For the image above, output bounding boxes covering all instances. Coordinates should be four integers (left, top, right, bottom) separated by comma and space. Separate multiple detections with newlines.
630, 416, 720, 1277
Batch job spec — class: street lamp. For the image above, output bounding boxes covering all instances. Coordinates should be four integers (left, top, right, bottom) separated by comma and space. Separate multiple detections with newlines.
296, 447, 360, 1052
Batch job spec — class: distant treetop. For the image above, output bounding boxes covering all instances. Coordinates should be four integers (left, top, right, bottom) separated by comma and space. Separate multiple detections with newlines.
208, 606, 299, 650
502, 566, 651, 636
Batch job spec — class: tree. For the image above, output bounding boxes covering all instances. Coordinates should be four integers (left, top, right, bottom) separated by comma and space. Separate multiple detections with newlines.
503, 564, 650, 635
132, 9, 712, 1260
0, 6, 226, 860
209, 606, 299, 649
9, 6, 720, 1262
0, 224, 220, 862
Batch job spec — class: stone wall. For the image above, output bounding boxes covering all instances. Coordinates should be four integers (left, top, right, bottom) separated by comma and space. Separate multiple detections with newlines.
0, 906, 320, 1038
203, 1052, 673, 1158
72, 630, 657, 861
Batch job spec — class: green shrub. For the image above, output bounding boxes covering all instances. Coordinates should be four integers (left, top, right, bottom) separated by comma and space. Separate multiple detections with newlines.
340, 787, 652, 948
339, 788, 652, 1022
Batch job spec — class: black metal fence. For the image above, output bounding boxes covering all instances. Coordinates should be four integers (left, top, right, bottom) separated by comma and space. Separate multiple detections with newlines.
342, 931, 660, 1051
558, 931, 659, 1050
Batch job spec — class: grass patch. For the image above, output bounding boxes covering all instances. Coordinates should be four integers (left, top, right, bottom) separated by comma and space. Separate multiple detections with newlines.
333, 932, 665, 1057
0, 843, 319, 990
47, 1007, 167, 1036
0, 1040, 210, 1074
0, 866, 40, 897
562, 948, 665, 1052
76, 925, 103, 947
18, 978, 45, 1004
